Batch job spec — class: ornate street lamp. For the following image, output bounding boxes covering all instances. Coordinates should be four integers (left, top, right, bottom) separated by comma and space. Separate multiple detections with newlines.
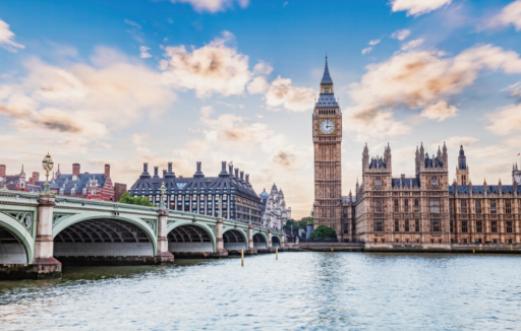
159, 181, 166, 209
42, 153, 54, 194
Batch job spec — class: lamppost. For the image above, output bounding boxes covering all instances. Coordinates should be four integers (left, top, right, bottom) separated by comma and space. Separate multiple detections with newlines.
42, 153, 54, 194
159, 181, 166, 210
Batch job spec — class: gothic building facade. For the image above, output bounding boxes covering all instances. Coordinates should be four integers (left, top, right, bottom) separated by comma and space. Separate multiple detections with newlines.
129, 161, 262, 225
312, 59, 521, 249
260, 184, 292, 231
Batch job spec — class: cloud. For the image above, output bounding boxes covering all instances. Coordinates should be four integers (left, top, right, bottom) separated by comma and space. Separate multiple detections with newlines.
401, 38, 424, 51
160, 32, 251, 97
0, 19, 24, 52
247, 76, 269, 94
172, 0, 249, 13
507, 82, 521, 99
421, 100, 457, 121
265, 77, 315, 112
391, 0, 452, 16
361, 38, 381, 55
490, 0, 521, 31
273, 151, 296, 168
391, 29, 411, 41
347, 44, 521, 138
487, 104, 521, 136
139, 45, 151, 59
0, 47, 176, 138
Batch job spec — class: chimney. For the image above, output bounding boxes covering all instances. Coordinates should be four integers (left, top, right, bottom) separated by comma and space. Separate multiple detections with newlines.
163, 169, 167, 178
154, 166, 159, 177
104, 164, 111, 178
245, 174, 250, 184
168, 162, 173, 173
0, 164, 5, 177
31, 171, 40, 184
234, 168, 239, 178
143, 162, 149, 173
219, 161, 227, 176
72, 163, 81, 176
240, 171, 244, 181
194, 161, 204, 177
228, 163, 233, 175
197, 161, 202, 172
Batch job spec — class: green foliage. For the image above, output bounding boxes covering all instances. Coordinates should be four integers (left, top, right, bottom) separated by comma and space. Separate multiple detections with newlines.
118, 192, 153, 207
284, 217, 313, 231
311, 225, 337, 242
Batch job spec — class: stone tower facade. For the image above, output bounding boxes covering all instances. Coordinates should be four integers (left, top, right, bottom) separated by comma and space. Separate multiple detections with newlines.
312, 58, 342, 236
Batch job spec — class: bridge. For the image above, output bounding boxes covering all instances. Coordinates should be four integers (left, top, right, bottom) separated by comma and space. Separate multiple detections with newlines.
0, 190, 285, 279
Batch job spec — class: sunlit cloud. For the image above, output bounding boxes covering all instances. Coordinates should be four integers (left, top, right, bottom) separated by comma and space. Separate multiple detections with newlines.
172, 0, 250, 13
490, 0, 521, 31
0, 19, 24, 52
391, 0, 452, 16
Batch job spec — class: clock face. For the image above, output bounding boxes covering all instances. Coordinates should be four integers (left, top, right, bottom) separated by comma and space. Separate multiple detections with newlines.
320, 119, 335, 134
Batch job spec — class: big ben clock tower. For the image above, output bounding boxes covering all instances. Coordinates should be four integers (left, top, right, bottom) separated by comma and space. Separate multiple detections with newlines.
312, 57, 342, 236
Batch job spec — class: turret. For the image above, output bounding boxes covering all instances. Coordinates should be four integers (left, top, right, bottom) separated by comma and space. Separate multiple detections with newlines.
456, 145, 469, 185
384, 143, 392, 173
362, 143, 369, 170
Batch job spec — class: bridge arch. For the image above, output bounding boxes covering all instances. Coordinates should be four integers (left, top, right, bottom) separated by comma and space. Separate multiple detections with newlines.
53, 212, 157, 261
0, 213, 34, 264
253, 232, 268, 250
223, 228, 247, 253
167, 221, 216, 254
271, 235, 281, 248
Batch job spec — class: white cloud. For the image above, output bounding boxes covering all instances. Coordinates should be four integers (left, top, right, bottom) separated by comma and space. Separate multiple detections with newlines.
507, 82, 521, 98
348, 44, 521, 138
487, 104, 521, 136
139, 45, 151, 59
253, 61, 273, 75
361, 38, 381, 55
391, 0, 452, 16
0, 19, 24, 52
490, 0, 521, 31
247, 76, 269, 94
265, 77, 315, 112
401, 38, 424, 51
421, 100, 457, 121
172, 0, 249, 13
391, 29, 411, 41
160, 32, 251, 97
0, 47, 176, 139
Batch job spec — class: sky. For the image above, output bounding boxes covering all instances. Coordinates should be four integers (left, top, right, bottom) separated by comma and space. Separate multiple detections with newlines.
1, 0, 521, 218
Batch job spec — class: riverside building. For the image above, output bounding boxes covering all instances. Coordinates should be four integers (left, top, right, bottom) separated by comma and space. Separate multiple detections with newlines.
129, 161, 262, 225
313, 58, 521, 250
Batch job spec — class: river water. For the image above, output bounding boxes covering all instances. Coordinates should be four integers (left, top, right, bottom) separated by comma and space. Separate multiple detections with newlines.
1, 252, 520, 331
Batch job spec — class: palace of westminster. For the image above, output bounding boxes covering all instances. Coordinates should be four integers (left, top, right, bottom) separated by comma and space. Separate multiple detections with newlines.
313, 58, 521, 249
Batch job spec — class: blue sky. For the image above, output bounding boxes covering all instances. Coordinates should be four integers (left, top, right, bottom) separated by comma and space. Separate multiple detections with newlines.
1, 0, 521, 217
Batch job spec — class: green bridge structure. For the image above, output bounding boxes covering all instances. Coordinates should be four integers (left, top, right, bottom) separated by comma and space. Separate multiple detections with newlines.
0, 190, 285, 279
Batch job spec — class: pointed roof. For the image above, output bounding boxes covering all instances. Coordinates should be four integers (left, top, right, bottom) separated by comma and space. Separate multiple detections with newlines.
321, 56, 333, 85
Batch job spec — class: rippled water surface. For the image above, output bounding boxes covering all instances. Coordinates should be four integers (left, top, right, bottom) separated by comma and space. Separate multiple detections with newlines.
1, 252, 521, 330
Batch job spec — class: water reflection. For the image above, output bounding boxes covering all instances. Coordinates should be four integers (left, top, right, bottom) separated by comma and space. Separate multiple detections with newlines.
1, 252, 521, 330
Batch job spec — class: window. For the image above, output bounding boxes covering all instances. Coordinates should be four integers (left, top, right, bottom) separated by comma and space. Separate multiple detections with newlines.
415, 219, 420, 233
404, 219, 410, 232
374, 218, 384, 232
491, 221, 498, 233
476, 221, 483, 233
460, 200, 468, 214
506, 200, 512, 214
462, 221, 468, 233
507, 221, 513, 233
429, 199, 441, 214
431, 218, 441, 233
394, 219, 400, 232
490, 200, 497, 214
414, 199, 420, 212
374, 199, 384, 213
374, 177, 383, 189
404, 199, 409, 213
393, 199, 399, 213
475, 200, 482, 214
431, 176, 439, 188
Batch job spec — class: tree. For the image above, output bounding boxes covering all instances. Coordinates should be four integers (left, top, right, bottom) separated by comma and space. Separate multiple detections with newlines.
311, 225, 337, 242
118, 192, 153, 207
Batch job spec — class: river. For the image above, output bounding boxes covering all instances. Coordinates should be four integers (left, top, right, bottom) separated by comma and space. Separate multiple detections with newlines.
1, 252, 520, 330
